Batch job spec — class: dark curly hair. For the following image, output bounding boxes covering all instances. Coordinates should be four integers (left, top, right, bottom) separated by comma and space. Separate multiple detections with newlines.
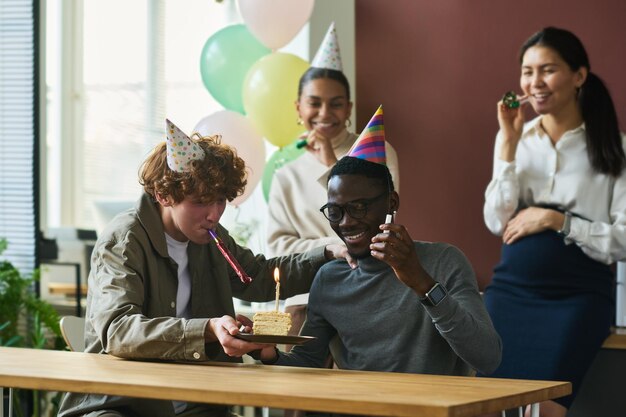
328, 156, 394, 192
139, 134, 247, 204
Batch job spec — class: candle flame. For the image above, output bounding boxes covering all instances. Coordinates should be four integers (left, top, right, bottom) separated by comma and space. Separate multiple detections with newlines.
274, 267, 280, 284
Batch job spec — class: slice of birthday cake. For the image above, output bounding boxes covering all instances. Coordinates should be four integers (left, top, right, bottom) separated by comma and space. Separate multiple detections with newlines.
253, 311, 292, 335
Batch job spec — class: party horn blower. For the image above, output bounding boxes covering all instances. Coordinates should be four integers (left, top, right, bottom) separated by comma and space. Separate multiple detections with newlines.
208, 229, 253, 284
502, 91, 530, 109
295, 132, 309, 149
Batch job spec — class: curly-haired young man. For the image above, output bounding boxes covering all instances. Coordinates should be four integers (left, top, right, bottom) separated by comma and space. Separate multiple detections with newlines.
59, 120, 348, 417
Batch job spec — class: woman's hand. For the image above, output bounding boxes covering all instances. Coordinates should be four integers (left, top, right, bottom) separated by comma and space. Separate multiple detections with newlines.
304, 130, 337, 167
497, 100, 526, 162
370, 224, 436, 296
503, 207, 564, 244
324, 243, 357, 269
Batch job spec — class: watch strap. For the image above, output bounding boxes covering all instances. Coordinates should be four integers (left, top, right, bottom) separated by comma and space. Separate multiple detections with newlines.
419, 282, 448, 307
558, 211, 572, 236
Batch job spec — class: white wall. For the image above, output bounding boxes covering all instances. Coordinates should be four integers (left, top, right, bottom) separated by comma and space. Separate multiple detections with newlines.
310, 0, 356, 122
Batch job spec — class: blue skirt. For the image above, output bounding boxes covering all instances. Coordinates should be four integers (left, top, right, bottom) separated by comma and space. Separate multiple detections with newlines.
481, 231, 614, 408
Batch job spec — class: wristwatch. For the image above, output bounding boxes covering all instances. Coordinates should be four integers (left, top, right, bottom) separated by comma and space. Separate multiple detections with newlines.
419, 282, 448, 307
558, 211, 572, 237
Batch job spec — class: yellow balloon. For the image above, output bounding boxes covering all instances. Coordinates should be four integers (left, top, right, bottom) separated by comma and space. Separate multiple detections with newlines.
243, 53, 309, 147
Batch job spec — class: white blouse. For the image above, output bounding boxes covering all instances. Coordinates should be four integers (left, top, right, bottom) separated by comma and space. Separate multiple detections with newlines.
484, 116, 626, 264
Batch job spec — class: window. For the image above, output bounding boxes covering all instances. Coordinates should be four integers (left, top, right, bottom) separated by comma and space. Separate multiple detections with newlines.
43, 1, 344, 258
45, 0, 234, 229
0, 0, 39, 273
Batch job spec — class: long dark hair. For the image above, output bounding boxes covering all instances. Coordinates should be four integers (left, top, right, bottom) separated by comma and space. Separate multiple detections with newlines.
520, 27, 625, 176
297, 67, 351, 101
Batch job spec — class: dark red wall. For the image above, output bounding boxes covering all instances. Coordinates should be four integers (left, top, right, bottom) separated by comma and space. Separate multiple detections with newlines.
355, 0, 626, 288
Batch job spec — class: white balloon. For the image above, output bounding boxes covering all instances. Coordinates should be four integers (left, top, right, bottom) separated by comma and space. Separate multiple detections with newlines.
237, 0, 315, 50
193, 111, 266, 206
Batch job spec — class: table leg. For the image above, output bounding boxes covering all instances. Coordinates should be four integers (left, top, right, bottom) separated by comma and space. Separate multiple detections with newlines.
74, 263, 82, 317
500, 405, 531, 417
0, 387, 11, 417
529, 403, 540, 417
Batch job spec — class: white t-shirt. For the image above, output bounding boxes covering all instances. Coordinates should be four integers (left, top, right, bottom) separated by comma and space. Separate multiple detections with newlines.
165, 232, 191, 414
165, 233, 191, 319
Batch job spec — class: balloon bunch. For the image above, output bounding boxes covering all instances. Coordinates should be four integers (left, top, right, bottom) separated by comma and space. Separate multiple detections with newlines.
197, 0, 314, 206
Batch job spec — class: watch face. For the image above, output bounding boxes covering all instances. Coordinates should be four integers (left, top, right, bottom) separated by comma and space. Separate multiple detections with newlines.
428, 284, 447, 305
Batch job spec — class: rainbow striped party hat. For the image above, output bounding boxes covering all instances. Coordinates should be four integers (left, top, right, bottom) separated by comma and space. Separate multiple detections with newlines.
347, 105, 386, 165
311, 22, 342, 71
165, 119, 205, 172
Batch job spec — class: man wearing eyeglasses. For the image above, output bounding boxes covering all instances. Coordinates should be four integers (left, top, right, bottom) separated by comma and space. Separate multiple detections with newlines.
258, 155, 501, 385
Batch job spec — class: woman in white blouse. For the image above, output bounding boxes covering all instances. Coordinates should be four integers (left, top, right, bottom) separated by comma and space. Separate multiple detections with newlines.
481, 27, 626, 417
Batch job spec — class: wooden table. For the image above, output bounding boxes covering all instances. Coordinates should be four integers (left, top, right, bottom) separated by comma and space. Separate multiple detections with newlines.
47, 282, 88, 296
603, 327, 626, 350
0, 347, 570, 417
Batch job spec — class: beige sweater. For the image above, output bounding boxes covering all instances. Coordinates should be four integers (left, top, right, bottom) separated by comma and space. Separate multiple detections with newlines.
266, 129, 400, 305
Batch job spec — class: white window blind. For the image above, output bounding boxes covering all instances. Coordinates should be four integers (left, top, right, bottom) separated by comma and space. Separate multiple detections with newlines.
0, 0, 38, 273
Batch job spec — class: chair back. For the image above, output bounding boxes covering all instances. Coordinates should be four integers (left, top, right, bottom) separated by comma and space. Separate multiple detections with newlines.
60, 315, 85, 352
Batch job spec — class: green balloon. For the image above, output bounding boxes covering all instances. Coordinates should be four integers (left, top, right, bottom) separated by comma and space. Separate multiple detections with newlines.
200, 24, 270, 114
262, 140, 307, 202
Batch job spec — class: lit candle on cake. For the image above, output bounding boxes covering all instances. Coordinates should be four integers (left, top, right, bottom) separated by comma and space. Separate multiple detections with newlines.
274, 267, 280, 312
252, 267, 292, 335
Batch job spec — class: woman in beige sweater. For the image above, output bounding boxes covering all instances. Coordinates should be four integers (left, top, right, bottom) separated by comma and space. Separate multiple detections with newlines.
266, 47, 400, 347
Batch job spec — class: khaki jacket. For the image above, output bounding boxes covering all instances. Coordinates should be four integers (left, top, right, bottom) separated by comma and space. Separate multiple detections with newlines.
59, 193, 326, 417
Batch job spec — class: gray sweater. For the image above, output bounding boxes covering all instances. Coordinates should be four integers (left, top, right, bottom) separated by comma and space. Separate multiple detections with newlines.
276, 241, 501, 376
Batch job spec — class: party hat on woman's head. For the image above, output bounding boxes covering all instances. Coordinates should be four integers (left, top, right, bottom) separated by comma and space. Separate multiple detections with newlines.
165, 119, 205, 172
347, 105, 386, 165
311, 22, 343, 71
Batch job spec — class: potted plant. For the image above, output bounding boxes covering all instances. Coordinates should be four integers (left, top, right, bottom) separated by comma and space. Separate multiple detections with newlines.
1, 238, 65, 417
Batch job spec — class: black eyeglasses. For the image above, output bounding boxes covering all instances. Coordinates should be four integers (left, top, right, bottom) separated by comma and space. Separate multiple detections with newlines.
319, 193, 388, 223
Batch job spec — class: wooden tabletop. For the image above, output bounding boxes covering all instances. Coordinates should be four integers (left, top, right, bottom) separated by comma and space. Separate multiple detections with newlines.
48, 282, 88, 296
603, 328, 626, 350
0, 347, 570, 417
